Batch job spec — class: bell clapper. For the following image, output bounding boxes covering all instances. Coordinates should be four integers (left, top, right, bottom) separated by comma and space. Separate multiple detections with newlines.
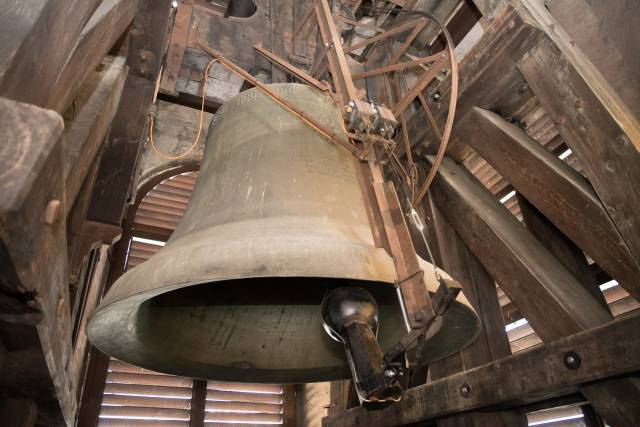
321, 287, 403, 409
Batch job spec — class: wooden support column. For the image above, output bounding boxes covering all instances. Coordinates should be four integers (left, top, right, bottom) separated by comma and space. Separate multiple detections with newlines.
76, 203, 135, 427
87, 0, 172, 229
518, 30, 640, 270
458, 107, 640, 301
189, 379, 207, 427
428, 157, 640, 426
160, 0, 193, 93
425, 195, 526, 427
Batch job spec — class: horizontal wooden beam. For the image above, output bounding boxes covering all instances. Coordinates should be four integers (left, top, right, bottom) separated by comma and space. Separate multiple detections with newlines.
458, 107, 640, 301
324, 313, 640, 427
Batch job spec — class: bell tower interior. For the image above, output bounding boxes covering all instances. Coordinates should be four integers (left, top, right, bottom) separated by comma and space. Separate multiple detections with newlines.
1, 1, 639, 426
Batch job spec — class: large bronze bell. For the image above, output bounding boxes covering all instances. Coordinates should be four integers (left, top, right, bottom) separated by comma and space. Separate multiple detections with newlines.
88, 84, 480, 383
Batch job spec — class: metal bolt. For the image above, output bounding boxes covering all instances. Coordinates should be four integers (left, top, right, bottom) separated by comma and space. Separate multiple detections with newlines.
431, 91, 441, 102
564, 351, 582, 370
384, 369, 396, 378
460, 383, 471, 398
44, 199, 61, 225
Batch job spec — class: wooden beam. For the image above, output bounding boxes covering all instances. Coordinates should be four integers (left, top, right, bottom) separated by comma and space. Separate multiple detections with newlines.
428, 157, 640, 425
427, 156, 610, 340
324, 313, 640, 427
516, 0, 640, 150
0, 0, 101, 107
87, 0, 172, 227
63, 56, 127, 212
458, 107, 640, 301
545, 0, 640, 117
254, 44, 329, 92
189, 379, 207, 427
369, 162, 434, 330
424, 195, 527, 427
160, 0, 193, 94
518, 37, 640, 283
269, 0, 294, 83
314, 0, 359, 104
48, 0, 139, 113
404, 8, 542, 160
516, 194, 609, 311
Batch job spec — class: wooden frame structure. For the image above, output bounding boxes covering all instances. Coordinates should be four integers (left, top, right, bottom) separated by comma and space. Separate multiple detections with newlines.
1, 0, 639, 425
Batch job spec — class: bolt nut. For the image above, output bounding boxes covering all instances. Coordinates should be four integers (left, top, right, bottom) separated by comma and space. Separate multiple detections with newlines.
460, 383, 471, 398
431, 91, 442, 102
564, 351, 582, 370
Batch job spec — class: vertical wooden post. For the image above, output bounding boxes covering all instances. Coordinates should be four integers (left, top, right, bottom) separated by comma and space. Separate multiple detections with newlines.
425, 194, 527, 427
282, 384, 297, 427
189, 380, 207, 427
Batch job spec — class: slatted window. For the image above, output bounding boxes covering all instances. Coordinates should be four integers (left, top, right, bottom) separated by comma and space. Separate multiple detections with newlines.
97, 172, 287, 426
205, 382, 284, 425
100, 360, 193, 426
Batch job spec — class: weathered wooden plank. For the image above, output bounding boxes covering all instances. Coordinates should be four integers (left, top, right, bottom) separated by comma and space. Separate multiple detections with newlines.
324, 313, 640, 427
545, 0, 640, 117
0, 0, 101, 107
427, 156, 610, 340
458, 107, 640, 301
48, 0, 139, 113
160, 0, 193, 94
424, 195, 527, 427
518, 37, 640, 281
63, 57, 127, 211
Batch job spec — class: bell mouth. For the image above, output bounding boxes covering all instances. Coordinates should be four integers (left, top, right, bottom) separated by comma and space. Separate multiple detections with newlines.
88, 276, 480, 383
